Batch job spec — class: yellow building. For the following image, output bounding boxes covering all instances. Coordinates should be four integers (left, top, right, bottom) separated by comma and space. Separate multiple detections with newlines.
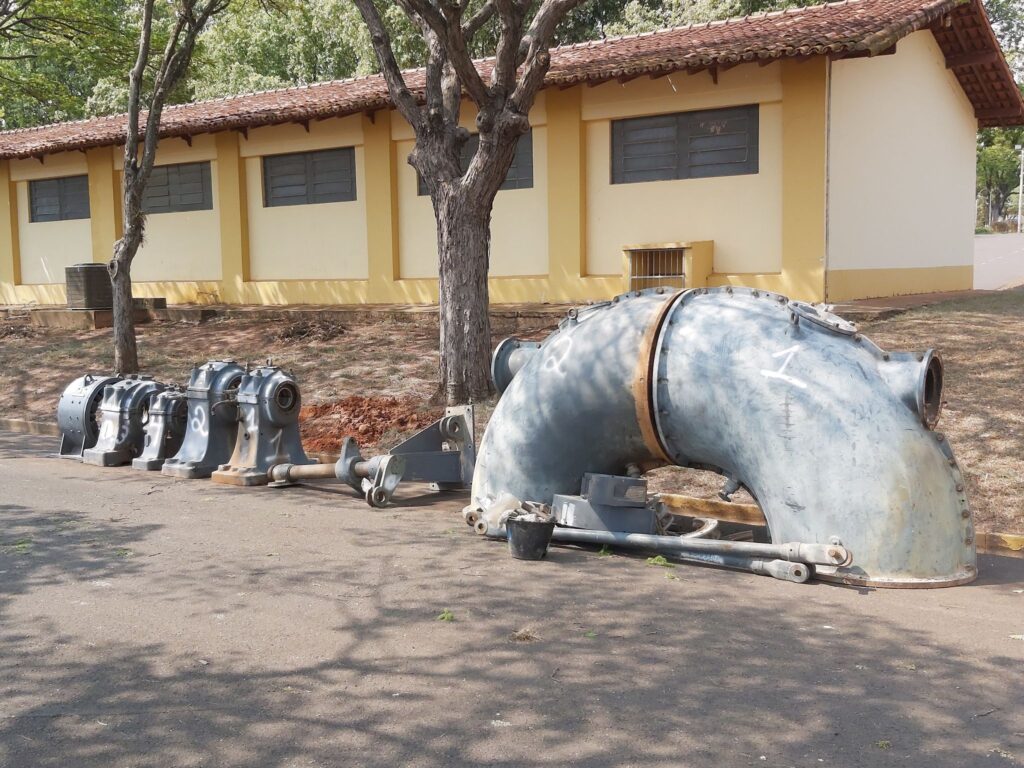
0, 0, 1021, 308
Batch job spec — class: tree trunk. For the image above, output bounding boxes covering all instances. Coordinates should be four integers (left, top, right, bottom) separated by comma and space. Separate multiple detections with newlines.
109, 240, 139, 375
435, 188, 494, 405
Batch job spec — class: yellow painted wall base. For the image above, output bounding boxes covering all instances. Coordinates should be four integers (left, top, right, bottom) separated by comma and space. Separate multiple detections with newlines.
0, 275, 630, 307
1, 265, 975, 307
826, 265, 973, 302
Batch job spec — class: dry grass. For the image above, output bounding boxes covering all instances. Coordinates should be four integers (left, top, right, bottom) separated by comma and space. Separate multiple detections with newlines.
860, 290, 1024, 535
1, 290, 1021, 532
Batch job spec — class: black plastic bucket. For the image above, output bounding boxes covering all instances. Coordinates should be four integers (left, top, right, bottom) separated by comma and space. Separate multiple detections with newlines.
507, 517, 556, 560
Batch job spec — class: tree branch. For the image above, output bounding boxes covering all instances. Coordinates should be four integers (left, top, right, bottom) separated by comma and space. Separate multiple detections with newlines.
123, 0, 154, 177
351, 0, 424, 130
510, 0, 586, 112
490, 0, 527, 101
398, 0, 489, 105
462, 0, 495, 38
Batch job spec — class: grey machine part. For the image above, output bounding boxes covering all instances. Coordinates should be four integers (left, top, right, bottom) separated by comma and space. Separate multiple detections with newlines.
473, 287, 975, 588
211, 365, 312, 486
56, 374, 122, 458
266, 406, 475, 506
162, 360, 246, 480
553, 472, 658, 534
82, 376, 167, 467
132, 388, 188, 471
549, 528, 812, 584
390, 405, 476, 490
268, 437, 406, 508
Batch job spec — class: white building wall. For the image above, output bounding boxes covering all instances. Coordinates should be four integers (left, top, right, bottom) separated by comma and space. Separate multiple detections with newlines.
827, 30, 977, 272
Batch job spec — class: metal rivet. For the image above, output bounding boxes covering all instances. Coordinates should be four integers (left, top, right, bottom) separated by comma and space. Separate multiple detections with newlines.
961, 509, 970, 519
882, 353, 890, 361
955, 483, 964, 492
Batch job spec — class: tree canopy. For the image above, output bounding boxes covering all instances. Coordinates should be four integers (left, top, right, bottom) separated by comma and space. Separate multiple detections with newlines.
0, 0, 834, 128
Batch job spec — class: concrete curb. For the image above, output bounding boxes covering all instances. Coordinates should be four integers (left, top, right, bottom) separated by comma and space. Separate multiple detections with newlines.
0, 418, 60, 437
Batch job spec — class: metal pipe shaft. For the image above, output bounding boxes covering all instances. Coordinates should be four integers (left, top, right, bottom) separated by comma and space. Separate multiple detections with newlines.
268, 462, 336, 483
549, 527, 850, 566
549, 529, 808, 583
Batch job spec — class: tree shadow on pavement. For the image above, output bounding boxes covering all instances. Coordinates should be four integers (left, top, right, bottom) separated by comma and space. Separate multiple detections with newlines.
0, 503, 1021, 768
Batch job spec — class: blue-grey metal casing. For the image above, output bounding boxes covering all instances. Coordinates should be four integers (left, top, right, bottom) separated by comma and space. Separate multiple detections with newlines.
474, 288, 976, 588
162, 361, 246, 479
82, 376, 166, 466
132, 389, 188, 471
210, 365, 311, 486
56, 374, 122, 458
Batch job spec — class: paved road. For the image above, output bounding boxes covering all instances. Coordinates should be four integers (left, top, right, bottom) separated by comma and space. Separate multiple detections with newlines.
975, 233, 1024, 290
1, 430, 1022, 767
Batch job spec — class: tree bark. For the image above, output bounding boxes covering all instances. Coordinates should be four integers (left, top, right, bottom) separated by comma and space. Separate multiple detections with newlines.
434, 187, 494, 404
108, 237, 139, 374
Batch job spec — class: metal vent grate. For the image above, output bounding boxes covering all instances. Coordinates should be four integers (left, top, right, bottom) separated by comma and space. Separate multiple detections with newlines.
625, 246, 686, 292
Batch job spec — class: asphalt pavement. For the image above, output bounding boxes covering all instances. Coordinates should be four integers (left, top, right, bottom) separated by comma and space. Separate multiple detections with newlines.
1, 430, 1022, 767
975, 233, 1024, 290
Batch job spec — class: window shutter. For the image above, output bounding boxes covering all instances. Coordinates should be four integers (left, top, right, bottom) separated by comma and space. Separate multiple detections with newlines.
612, 114, 678, 184
611, 105, 759, 185
29, 175, 90, 222
264, 148, 356, 207
142, 162, 213, 214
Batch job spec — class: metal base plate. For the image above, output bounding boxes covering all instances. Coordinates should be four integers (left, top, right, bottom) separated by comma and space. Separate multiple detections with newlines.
161, 461, 215, 480
81, 450, 131, 467
131, 458, 165, 471
209, 467, 270, 486
553, 494, 657, 534
815, 564, 978, 589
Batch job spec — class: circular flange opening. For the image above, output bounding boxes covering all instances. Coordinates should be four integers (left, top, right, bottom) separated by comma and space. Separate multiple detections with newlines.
920, 352, 944, 429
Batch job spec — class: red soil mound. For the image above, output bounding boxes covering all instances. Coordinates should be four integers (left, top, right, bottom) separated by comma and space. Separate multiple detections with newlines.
300, 395, 440, 454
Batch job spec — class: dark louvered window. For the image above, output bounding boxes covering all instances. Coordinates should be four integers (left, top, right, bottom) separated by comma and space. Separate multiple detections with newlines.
29, 175, 90, 222
418, 130, 533, 195
142, 161, 213, 214
611, 105, 758, 184
263, 147, 356, 207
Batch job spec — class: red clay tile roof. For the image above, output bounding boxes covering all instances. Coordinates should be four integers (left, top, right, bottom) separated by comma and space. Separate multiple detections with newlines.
0, 0, 1019, 159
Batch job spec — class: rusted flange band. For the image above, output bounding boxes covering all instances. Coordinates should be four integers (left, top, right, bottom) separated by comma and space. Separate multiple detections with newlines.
632, 290, 687, 463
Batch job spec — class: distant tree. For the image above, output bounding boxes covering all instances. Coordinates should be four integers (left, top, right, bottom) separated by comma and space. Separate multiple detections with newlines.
189, 0, 377, 100
977, 137, 1022, 224
605, 0, 817, 34
351, 0, 596, 404
110, 0, 233, 374
976, 0, 1023, 225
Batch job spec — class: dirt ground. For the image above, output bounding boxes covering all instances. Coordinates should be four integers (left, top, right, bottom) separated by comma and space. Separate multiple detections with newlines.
1, 289, 1021, 532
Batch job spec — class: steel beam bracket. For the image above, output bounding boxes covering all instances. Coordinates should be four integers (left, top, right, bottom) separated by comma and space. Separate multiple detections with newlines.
390, 405, 476, 490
